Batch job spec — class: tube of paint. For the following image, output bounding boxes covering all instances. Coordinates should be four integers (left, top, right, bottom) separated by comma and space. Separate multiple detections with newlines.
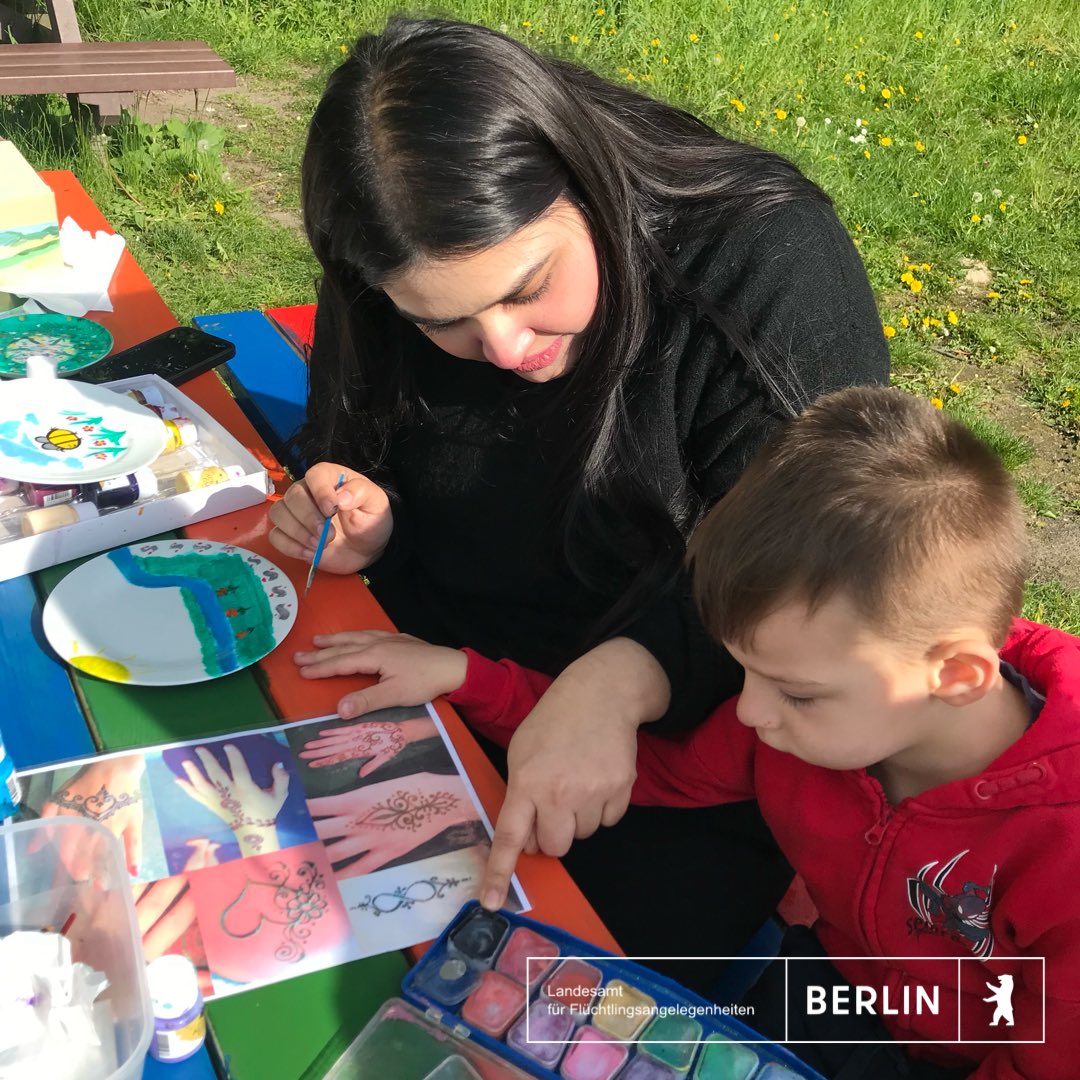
25, 483, 80, 509
20, 502, 99, 536
0, 731, 20, 818
126, 387, 169, 415
82, 467, 160, 510
147, 955, 206, 1063
174, 465, 245, 493
162, 416, 199, 452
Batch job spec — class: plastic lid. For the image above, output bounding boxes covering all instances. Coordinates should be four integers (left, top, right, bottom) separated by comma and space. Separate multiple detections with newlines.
147, 955, 200, 1019
132, 467, 159, 500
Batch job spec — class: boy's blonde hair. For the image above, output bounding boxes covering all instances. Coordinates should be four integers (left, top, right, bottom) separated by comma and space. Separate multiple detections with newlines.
689, 387, 1030, 652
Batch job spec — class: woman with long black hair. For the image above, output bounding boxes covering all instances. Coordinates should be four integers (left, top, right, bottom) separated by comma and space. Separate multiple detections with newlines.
269, 15, 888, 983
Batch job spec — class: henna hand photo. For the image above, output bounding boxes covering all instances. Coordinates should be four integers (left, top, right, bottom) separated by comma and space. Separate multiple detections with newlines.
36, 755, 146, 877
175, 744, 289, 857
133, 875, 213, 997
298, 716, 437, 779
307, 772, 478, 878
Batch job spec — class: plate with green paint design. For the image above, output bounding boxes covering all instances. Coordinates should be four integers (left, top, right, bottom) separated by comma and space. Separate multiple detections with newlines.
43, 541, 299, 685
0, 377, 167, 484
0, 313, 113, 377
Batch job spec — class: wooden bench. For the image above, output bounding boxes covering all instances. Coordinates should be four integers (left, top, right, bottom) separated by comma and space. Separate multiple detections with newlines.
0, 41, 236, 122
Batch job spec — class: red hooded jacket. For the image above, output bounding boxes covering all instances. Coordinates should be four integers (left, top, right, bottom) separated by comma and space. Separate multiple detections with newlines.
448, 619, 1080, 1078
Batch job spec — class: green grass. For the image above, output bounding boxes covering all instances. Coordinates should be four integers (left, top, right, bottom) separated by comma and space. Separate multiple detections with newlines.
2, 0, 1078, 618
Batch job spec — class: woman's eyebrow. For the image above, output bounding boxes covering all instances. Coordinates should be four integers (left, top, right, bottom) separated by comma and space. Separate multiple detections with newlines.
392, 256, 550, 325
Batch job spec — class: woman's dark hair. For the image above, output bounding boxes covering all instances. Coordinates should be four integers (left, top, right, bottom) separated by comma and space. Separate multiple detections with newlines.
300, 16, 830, 644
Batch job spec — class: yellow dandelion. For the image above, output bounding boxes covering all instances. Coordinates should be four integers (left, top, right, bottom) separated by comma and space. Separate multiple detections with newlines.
213, 200, 225, 215
900, 271, 915, 284
730, 98, 747, 113
775, 108, 788, 120
881, 87, 891, 99
930, 397, 944, 409
949, 382, 962, 395
929, 317, 942, 328
987, 291, 1001, 299
999, 201, 1007, 212
773, 31, 781, 41
338, 44, 347, 54
914, 30, 924, 39
920, 263, 931, 271
858, 83, 866, 93
626, 72, 636, 81
1019, 278, 1033, 284
909, 279, 923, 293
521, 20, 531, 27
661, 55, 669, 64
569, 33, 578, 43
971, 213, 982, 223
879, 136, 892, 146
900, 316, 910, 328
1017, 134, 1028, 145
947, 310, 958, 325
897, 84, 906, 95
1062, 399, 1072, 408
688, 32, 699, 43
883, 325, 897, 338
595, 7, 605, 14
914, 140, 926, 152
863, 149, 871, 159
922, 316, 931, 327
187, 171, 199, 182
651, 37, 661, 46
954, 36, 961, 45
608, 27, 617, 36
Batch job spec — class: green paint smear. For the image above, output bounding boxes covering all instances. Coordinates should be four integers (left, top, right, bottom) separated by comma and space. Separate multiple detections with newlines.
132, 550, 276, 676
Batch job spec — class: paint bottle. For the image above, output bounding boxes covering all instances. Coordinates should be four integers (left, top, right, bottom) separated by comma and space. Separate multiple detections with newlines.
0, 476, 19, 496
21, 501, 100, 536
146, 955, 206, 1063
25, 482, 80, 509
174, 464, 245, 493
82, 467, 159, 510
0, 730, 20, 819
162, 416, 198, 452
126, 386, 170, 416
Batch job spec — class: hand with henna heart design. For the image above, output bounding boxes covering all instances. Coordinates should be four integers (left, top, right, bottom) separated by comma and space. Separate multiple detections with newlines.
175, 745, 290, 857
36, 756, 146, 877
308, 772, 478, 877
299, 717, 437, 779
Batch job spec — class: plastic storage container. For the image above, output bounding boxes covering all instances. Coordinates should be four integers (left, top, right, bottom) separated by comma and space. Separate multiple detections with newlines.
0, 817, 153, 1079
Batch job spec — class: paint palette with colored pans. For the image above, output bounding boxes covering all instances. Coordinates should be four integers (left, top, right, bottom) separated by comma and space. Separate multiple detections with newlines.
326, 998, 533, 1079
0, 377, 167, 484
0, 313, 114, 378
360, 902, 825, 1080
42, 540, 298, 685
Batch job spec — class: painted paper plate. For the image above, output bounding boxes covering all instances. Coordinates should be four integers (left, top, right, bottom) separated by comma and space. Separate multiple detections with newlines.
0, 377, 167, 484
0, 314, 113, 377
43, 541, 298, 686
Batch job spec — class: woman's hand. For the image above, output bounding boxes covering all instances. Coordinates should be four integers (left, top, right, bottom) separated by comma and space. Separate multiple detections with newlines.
268, 462, 394, 574
37, 756, 146, 877
294, 630, 467, 718
308, 772, 477, 877
174, 745, 289, 857
479, 638, 671, 909
299, 715, 438, 779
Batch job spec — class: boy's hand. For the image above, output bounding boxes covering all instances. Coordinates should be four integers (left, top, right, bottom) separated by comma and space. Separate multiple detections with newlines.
294, 630, 468, 718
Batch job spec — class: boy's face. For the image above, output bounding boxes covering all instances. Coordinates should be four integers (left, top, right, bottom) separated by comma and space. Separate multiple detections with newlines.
725, 595, 938, 772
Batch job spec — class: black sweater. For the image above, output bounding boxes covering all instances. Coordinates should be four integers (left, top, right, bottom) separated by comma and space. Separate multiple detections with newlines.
310, 199, 889, 732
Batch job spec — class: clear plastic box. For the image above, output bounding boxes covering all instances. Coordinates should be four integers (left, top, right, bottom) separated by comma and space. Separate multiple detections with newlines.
0, 817, 152, 1080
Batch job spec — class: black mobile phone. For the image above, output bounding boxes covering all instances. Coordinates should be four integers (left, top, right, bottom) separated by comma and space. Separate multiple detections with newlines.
80, 326, 235, 386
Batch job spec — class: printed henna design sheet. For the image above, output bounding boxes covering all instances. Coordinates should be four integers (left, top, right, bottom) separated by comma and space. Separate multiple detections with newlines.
14, 703, 528, 998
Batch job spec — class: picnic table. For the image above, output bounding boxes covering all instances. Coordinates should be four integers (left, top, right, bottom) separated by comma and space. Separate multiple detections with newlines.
0, 170, 619, 1079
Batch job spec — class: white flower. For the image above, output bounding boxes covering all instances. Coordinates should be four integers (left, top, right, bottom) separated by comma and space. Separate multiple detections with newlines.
982, 213, 993, 225
824, 117, 832, 124
861, 126, 868, 135
855, 118, 864, 127
992, 188, 1003, 199
972, 191, 984, 203
796, 116, 807, 128
849, 132, 867, 144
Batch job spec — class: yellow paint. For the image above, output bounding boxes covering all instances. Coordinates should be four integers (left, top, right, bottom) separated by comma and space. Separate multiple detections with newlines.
69, 654, 132, 681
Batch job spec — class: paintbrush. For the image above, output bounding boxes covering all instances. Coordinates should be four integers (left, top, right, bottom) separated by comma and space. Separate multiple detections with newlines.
304, 472, 346, 597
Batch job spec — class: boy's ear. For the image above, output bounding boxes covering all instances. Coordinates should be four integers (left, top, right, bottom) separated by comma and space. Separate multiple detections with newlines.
926, 639, 1000, 706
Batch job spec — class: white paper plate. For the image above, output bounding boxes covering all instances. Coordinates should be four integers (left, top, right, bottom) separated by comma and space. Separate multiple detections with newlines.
43, 541, 298, 686
0, 377, 167, 484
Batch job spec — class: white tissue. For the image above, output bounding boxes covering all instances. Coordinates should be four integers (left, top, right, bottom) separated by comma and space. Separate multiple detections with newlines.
0, 217, 126, 316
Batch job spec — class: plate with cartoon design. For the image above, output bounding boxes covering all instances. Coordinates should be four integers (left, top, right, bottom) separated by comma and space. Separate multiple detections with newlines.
42, 541, 299, 685
0, 313, 113, 378
0, 377, 167, 484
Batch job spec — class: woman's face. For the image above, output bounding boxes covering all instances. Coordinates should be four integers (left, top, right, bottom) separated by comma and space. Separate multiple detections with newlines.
382, 197, 600, 383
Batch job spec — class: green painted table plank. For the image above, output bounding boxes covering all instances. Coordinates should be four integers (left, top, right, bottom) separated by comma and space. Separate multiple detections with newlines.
207, 953, 409, 1080
35, 537, 280, 750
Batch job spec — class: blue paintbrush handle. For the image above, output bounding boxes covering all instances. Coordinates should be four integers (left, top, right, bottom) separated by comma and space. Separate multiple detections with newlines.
305, 472, 346, 594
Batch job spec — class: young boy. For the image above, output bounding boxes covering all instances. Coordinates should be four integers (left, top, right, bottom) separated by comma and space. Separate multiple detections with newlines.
295, 387, 1080, 1078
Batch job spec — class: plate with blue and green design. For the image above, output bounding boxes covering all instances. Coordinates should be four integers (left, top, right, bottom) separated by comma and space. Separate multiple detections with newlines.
43, 541, 298, 685
0, 313, 113, 377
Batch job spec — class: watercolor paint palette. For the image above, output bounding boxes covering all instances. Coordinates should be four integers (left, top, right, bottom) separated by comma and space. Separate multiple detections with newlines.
335, 902, 825, 1080
0, 374, 269, 581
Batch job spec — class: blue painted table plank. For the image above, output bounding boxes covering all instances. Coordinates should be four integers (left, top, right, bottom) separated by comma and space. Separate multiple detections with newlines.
0, 575, 93, 768
193, 311, 309, 473
144, 1047, 220, 1080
